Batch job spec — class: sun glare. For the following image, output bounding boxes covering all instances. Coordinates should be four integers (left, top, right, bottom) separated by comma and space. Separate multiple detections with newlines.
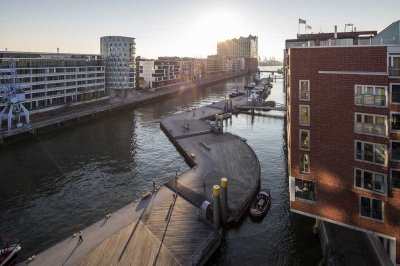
187, 9, 246, 56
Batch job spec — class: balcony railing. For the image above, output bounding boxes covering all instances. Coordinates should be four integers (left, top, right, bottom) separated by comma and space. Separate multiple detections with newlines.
356, 150, 386, 165
355, 122, 386, 136
355, 94, 386, 106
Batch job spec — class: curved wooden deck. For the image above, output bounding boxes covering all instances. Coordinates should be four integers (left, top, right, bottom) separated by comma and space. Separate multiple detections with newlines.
160, 95, 261, 222
29, 95, 260, 266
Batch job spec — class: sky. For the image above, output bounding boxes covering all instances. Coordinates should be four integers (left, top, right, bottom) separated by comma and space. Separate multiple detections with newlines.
0, 0, 399, 61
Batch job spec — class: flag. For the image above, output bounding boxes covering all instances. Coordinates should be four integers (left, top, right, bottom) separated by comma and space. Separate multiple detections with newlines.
299, 18, 306, 24
306, 25, 312, 30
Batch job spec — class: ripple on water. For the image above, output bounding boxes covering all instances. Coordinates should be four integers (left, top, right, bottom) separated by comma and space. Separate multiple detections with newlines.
0, 71, 321, 264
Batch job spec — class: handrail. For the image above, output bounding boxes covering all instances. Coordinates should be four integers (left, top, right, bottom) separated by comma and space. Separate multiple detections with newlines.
185, 231, 219, 266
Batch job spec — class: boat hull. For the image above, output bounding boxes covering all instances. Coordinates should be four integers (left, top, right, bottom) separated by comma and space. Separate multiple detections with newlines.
249, 189, 271, 219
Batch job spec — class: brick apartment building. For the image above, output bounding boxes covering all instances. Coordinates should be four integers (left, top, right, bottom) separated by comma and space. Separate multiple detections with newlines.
286, 22, 400, 264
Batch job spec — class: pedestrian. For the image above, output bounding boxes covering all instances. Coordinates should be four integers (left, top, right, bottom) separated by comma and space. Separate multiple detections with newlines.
77, 231, 83, 244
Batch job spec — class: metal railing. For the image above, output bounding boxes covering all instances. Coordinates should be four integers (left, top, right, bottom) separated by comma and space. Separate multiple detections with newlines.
355, 122, 386, 136
185, 232, 220, 266
355, 94, 386, 106
295, 190, 316, 202
356, 150, 386, 165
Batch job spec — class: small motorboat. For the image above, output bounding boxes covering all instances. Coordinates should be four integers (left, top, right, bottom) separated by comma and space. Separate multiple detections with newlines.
228, 92, 244, 98
249, 188, 271, 218
221, 112, 232, 119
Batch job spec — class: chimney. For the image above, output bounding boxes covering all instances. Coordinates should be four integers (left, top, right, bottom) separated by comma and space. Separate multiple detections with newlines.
57, 47, 59, 53
334, 25, 337, 39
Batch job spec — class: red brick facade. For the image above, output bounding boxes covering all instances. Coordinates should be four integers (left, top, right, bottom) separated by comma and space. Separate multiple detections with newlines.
287, 46, 400, 264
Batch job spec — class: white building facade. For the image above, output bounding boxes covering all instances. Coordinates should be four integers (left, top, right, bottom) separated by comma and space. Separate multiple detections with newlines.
100, 36, 136, 97
137, 60, 155, 88
0, 52, 106, 114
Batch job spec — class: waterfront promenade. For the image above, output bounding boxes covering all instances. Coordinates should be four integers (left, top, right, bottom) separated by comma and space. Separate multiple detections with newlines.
0, 72, 246, 144
29, 92, 260, 265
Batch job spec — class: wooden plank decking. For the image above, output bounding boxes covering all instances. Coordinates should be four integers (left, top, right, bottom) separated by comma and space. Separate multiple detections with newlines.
80, 221, 180, 266
29, 94, 262, 266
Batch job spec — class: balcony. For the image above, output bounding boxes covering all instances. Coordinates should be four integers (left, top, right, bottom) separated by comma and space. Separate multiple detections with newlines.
294, 178, 316, 203
356, 149, 386, 165
355, 122, 386, 136
355, 94, 386, 107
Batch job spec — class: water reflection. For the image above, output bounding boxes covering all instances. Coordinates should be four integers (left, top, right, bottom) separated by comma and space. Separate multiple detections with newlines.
0, 70, 321, 265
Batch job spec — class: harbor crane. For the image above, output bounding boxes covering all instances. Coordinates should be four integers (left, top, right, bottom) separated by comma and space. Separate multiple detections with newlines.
0, 59, 30, 132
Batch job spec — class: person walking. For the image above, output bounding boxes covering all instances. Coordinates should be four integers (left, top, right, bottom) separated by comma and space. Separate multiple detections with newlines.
78, 231, 83, 244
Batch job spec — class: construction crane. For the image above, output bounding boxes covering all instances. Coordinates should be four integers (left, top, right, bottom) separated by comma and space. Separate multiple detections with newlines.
0, 59, 30, 133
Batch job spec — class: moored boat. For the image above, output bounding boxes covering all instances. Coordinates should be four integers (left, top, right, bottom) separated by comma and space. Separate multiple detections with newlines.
228, 92, 245, 98
221, 112, 232, 119
249, 188, 271, 218
244, 82, 256, 89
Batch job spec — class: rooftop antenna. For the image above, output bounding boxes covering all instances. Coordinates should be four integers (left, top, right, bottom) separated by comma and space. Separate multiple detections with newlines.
344, 23, 354, 32
334, 25, 337, 39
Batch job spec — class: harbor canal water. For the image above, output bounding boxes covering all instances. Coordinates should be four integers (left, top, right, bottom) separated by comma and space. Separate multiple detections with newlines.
0, 67, 322, 265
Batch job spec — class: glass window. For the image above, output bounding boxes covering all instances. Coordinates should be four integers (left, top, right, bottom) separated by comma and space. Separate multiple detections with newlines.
360, 197, 371, 217
363, 171, 373, 190
299, 80, 309, 101
391, 141, 400, 161
372, 199, 383, 220
300, 130, 309, 150
391, 113, 400, 131
390, 58, 400, 76
364, 115, 373, 124
356, 141, 387, 165
355, 169, 362, 188
360, 196, 383, 221
356, 142, 362, 160
300, 154, 309, 174
295, 178, 316, 202
299, 105, 310, 126
391, 85, 400, 103
374, 144, 385, 164
374, 174, 384, 193
391, 169, 400, 189
364, 143, 374, 161
355, 85, 386, 107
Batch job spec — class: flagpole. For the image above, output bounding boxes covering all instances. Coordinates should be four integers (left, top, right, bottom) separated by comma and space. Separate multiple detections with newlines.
298, 20, 300, 36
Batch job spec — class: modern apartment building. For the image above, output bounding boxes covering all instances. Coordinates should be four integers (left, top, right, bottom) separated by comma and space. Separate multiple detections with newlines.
286, 22, 400, 264
0, 51, 106, 113
206, 55, 224, 75
136, 57, 181, 89
152, 57, 180, 88
136, 58, 155, 88
100, 36, 136, 97
217, 35, 258, 59
179, 58, 205, 81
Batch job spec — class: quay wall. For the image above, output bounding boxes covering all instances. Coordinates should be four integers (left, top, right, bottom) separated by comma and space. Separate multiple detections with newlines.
0, 71, 247, 145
